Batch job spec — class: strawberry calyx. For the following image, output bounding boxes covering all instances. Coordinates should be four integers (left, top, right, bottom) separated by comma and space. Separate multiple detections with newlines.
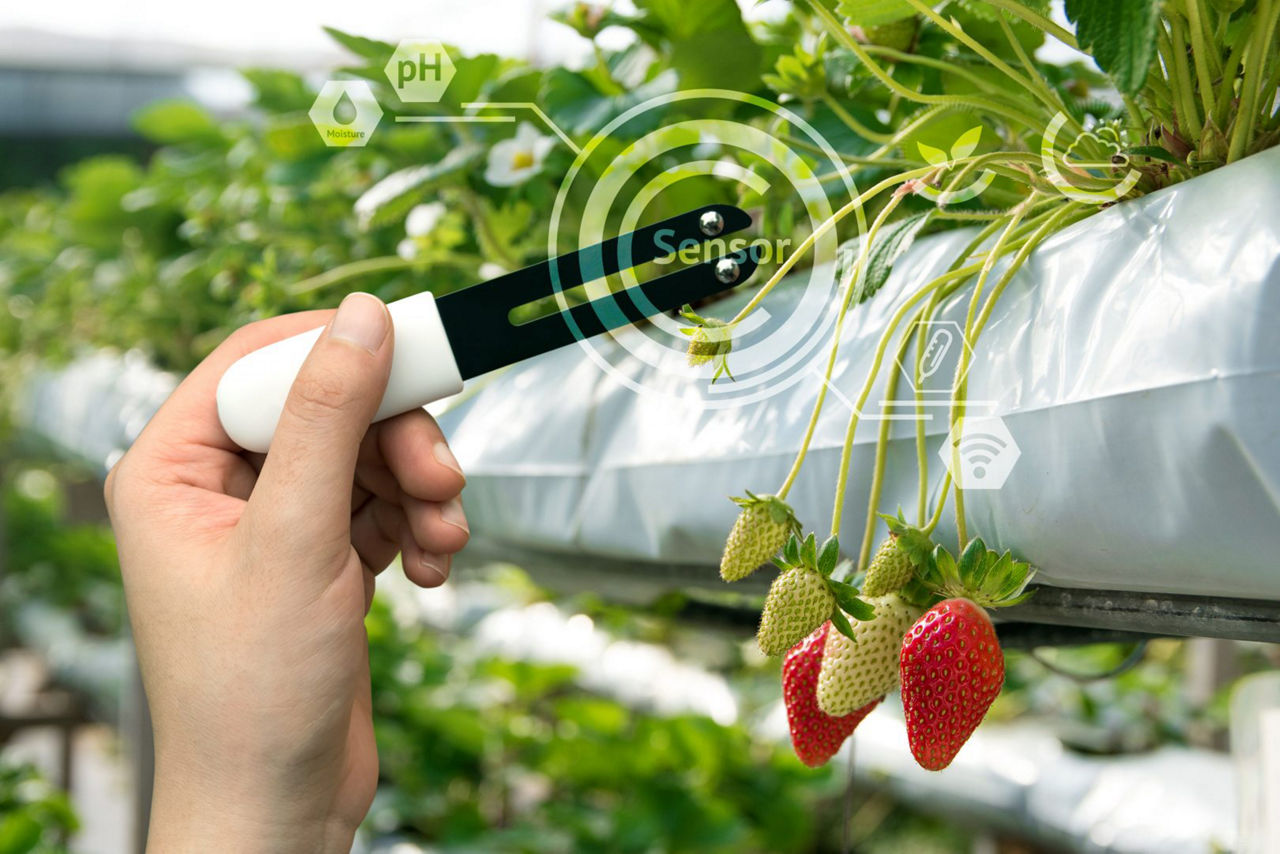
877, 510, 936, 569
679, 304, 734, 381
917, 538, 1036, 610
774, 532, 875, 644
862, 509, 939, 604
731, 491, 801, 536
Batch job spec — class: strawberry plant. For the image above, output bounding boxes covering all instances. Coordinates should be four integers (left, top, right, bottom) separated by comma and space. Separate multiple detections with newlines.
707, 0, 1279, 769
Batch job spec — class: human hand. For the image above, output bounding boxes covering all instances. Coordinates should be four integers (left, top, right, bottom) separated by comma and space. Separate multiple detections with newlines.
105, 293, 469, 852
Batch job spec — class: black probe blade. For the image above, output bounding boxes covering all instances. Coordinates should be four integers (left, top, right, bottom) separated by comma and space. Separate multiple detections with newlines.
436, 204, 758, 379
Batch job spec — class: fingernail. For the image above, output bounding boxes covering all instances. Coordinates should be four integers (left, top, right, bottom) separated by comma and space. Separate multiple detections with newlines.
420, 551, 450, 584
440, 497, 469, 534
434, 441, 465, 480
329, 292, 389, 354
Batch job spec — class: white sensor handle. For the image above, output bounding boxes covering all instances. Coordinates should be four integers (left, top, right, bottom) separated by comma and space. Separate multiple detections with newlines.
216, 292, 464, 453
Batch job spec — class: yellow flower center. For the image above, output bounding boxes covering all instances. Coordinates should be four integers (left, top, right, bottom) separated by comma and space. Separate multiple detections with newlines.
511, 150, 535, 170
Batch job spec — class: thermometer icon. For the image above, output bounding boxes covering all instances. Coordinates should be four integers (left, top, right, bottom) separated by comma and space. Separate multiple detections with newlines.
920, 327, 954, 380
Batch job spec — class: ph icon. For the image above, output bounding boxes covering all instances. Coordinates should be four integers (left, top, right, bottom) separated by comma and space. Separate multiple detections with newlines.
385, 40, 455, 103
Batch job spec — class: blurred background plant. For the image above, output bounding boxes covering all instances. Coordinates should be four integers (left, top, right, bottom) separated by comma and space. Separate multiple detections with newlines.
0, 761, 77, 854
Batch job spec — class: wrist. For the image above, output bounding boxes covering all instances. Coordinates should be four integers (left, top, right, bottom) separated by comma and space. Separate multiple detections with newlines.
146, 764, 357, 854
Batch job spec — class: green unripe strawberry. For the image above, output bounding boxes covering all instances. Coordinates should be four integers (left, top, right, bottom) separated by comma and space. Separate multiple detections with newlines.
680, 305, 733, 381
861, 536, 914, 596
758, 566, 836, 656
687, 322, 731, 366
862, 512, 936, 596
720, 492, 800, 582
817, 593, 922, 716
862, 17, 918, 53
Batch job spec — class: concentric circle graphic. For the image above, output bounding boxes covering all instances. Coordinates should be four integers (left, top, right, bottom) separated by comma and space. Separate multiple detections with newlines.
546, 89, 863, 408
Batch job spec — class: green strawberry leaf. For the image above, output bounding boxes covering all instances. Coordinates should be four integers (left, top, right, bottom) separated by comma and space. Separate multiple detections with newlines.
932, 544, 960, 588
817, 536, 841, 577
322, 26, 395, 62
864, 213, 931, 303
1064, 0, 1162, 95
1127, 145, 1184, 165
940, 539, 1037, 607
829, 580, 876, 621
765, 495, 794, 527
957, 538, 988, 583
783, 534, 801, 565
877, 511, 935, 568
829, 606, 858, 641
1000, 586, 1038, 607
897, 576, 938, 610
353, 145, 484, 230
679, 304, 708, 325
801, 533, 818, 568
845, 595, 876, 622
972, 549, 1006, 593
834, 559, 858, 585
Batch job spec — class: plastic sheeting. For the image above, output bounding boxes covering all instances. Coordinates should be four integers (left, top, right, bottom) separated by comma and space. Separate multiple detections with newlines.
438, 146, 1280, 602
19, 349, 177, 473
16, 150, 1280, 602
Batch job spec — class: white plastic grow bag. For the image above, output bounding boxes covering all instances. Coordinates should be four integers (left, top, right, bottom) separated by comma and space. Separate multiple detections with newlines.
438, 147, 1280, 602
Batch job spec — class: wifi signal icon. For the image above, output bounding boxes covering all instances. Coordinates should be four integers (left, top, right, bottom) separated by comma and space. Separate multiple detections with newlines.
939, 416, 1021, 490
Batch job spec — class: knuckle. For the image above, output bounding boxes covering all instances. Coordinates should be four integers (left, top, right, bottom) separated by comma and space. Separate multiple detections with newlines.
223, 319, 269, 352
103, 454, 130, 516
103, 468, 116, 511
289, 368, 355, 420
229, 315, 285, 346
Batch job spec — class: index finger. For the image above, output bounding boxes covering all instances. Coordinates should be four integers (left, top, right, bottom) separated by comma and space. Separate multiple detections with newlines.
126, 310, 336, 491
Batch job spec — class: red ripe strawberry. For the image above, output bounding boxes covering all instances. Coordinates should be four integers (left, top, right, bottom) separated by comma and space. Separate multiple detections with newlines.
896, 537, 1034, 771
783, 621, 882, 767
899, 597, 1003, 771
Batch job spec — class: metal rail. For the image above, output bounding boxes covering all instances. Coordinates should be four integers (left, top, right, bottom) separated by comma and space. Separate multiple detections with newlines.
459, 539, 1280, 644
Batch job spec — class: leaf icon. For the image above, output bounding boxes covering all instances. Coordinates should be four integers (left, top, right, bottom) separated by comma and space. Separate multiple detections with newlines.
950, 125, 982, 161
917, 141, 949, 166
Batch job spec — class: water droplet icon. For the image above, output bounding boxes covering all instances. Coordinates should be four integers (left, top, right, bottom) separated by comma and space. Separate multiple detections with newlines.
333, 89, 358, 125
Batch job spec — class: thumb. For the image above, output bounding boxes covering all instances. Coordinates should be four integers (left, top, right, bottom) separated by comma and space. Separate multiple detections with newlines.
248, 292, 393, 540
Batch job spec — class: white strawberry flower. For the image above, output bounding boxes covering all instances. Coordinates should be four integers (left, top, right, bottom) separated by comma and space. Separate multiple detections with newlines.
405, 201, 446, 237
484, 122, 555, 187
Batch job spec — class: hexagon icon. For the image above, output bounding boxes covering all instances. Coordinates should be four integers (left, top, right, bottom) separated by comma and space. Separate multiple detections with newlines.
309, 80, 382, 147
894, 318, 974, 393
384, 40, 455, 103
938, 415, 1020, 490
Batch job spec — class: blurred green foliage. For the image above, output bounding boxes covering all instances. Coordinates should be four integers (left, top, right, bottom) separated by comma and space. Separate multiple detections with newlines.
0, 467, 122, 638
364, 597, 828, 853
0, 762, 77, 854
0, 9, 817, 377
